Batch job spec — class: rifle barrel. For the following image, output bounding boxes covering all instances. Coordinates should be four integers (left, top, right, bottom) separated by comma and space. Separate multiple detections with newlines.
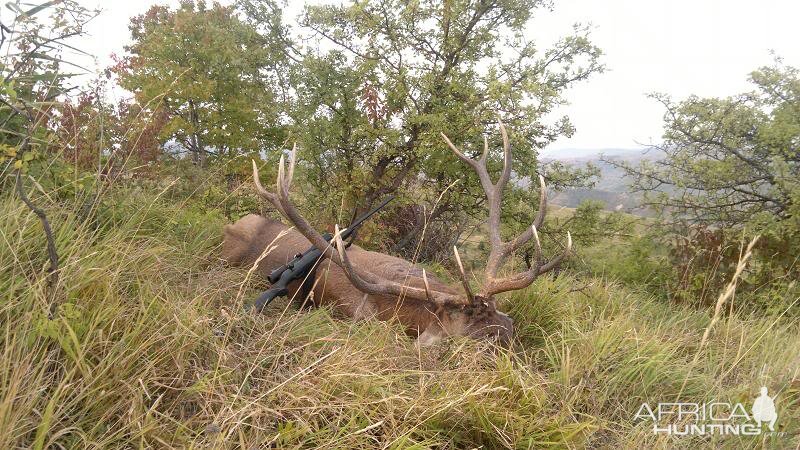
340, 195, 394, 240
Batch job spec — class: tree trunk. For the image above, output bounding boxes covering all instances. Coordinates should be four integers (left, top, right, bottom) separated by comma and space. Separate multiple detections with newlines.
16, 170, 60, 317
188, 99, 206, 167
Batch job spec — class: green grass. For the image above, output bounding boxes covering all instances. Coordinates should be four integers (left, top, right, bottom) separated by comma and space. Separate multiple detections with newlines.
1, 183, 798, 448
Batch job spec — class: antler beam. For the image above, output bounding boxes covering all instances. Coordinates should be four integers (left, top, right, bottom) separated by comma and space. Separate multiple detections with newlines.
442, 117, 572, 297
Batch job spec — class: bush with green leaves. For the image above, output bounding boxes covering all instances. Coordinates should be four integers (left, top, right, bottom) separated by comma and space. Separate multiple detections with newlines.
608, 62, 800, 314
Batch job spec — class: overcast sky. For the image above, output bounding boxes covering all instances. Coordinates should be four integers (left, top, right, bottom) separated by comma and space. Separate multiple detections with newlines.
70, 0, 800, 153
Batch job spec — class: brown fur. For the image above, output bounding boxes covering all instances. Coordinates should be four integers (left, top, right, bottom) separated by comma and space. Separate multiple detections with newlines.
222, 214, 513, 343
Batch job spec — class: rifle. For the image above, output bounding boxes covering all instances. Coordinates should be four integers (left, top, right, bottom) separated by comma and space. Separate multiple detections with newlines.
252, 196, 395, 312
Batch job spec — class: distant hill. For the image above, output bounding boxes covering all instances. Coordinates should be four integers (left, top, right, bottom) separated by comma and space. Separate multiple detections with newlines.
539, 147, 647, 160
539, 147, 664, 214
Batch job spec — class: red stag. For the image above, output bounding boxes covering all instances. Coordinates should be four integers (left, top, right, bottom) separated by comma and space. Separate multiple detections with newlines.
222, 120, 571, 345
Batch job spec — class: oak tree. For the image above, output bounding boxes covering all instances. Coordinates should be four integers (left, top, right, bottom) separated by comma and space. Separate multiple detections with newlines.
243, 0, 604, 256
115, 0, 283, 167
608, 62, 800, 309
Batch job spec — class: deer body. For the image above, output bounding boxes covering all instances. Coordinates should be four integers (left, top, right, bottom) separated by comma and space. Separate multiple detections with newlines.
223, 214, 511, 343
225, 119, 571, 346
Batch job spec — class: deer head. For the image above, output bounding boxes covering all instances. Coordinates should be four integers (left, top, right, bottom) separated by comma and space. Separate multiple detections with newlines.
250, 118, 570, 345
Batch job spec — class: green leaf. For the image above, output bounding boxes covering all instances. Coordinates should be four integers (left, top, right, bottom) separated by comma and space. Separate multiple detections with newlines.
32, 384, 61, 450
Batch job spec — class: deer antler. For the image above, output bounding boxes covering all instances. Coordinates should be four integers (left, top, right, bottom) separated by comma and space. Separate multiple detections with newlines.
252, 148, 470, 306
441, 118, 571, 297
452, 246, 475, 303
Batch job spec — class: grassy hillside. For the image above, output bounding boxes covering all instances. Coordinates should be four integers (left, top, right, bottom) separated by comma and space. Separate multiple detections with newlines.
1, 182, 798, 448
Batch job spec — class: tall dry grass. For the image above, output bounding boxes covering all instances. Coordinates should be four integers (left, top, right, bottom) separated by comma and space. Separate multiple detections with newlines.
0, 180, 798, 448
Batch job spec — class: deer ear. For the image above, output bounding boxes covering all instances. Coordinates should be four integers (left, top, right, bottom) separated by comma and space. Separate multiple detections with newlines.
417, 324, 445, 347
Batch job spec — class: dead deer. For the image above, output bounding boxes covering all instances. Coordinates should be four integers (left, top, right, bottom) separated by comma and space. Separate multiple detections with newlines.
222, 120, 571, 346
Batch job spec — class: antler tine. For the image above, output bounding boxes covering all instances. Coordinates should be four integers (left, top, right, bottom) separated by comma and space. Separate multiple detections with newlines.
333, 224, 347, 260
533, 174, 548, 229
276, 145, 298, 198
287, 143, 296, 188
422, 269, 433, 303
452, 246, 475, 303
495, 117, 512, 193
525, 224, 545, 282
484, 230, 573, 296
505, 174, 548, 256
531, 225, 542, 265
536, 231, 572, 273
252, 159, 285, 215
276, 154, 286, 193
440, 132, 487, 176
252, 159, 271, 199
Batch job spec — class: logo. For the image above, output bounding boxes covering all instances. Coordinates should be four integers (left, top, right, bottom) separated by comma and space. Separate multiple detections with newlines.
752, 386, 777, 431
634, 387, 779, 436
